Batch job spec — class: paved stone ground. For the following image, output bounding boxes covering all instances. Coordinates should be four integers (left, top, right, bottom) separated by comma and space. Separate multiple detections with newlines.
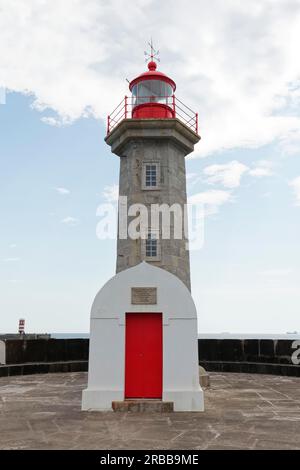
0, 372, 299, 450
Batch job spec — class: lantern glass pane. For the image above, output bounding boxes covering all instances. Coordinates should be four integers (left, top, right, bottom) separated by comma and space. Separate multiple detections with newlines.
132, 80, 173, 106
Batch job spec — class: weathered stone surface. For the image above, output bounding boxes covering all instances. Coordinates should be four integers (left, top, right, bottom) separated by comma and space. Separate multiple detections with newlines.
200, 360, 300, 377
0, 361, 88, 377
106, 119, 199, 290
112, 400, 174, 413
220, 340, 244, 361
244, 339, 259, 361
105, 119, 200, 157
2, 338, 299, 377
4, 339, 89, 365
259, 339, 276, 360
131, 287, 157, 305
199, 366, 210, 388
0, 372, 299, 449
198, 338, 299, 371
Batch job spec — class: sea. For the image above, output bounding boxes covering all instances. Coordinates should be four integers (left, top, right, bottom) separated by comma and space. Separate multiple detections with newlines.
51, 333, 90, 339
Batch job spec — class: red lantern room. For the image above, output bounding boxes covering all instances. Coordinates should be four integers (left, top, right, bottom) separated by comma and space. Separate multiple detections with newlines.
106, 42, 198, 136
129, 60, 176, 119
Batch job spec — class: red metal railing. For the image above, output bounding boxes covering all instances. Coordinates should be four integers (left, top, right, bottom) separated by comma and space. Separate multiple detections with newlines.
107, 95, 199, 135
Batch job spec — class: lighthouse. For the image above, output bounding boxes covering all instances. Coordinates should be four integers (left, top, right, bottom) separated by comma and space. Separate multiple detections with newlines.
82, 44, 204, 412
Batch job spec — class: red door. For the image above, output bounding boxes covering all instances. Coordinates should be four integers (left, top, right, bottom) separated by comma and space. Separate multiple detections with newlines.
125, 313, 162, 399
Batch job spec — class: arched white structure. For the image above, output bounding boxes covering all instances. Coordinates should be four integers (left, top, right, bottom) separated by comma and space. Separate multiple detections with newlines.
82, 262, 204, 411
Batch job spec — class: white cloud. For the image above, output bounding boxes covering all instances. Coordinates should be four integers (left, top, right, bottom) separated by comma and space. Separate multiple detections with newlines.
289, 176, 300, 206
249, 167, 272, 177
61, 216, 80, 226
9, 244, 17, 248
0, 1, 300, 156
41, 116, 66, 127
192, 158, 274, 218
188, 189, 231, 215
102, 184, 119, 203
280, 129, 300, 156
249, 160, 274, 177
4, 257, 20, 262
261, 268, 293, 278
202, 159, 274, 189
54, 187, 70, 195
203, 160, 248, 188
186, 172, 198, 181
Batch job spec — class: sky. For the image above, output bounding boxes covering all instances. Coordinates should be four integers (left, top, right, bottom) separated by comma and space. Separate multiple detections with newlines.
0, 0, 300, 334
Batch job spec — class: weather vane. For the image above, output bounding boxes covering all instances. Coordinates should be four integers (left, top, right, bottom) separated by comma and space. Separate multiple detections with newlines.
144, 38, 160, 64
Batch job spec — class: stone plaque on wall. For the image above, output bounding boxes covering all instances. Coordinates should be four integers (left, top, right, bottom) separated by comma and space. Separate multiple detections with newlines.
131, 287, 157, 305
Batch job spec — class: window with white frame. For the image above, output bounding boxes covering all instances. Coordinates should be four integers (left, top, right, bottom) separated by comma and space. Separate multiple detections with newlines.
146, 232, 158, 257
142, 230, 161, 261
142, 162, 160, 190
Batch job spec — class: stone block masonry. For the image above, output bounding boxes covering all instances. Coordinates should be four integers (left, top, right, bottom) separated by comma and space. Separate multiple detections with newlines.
1, 372, 300, 449
198, 339, 300, 376
105, 119, 200, 291
1, 338, 89, 365
1, 337, 299, 377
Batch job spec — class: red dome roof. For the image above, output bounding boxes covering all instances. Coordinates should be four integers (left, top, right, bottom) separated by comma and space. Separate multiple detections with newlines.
129, 61, 176, 91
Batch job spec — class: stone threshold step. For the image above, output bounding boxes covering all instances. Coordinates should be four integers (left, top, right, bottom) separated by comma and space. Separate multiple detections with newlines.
112, 400, 174, 412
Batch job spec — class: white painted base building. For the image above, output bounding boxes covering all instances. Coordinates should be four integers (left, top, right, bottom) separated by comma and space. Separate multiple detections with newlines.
82, 262, 204, 412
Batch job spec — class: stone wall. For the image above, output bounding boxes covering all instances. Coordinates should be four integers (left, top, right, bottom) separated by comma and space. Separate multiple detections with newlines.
198, 339, 300, 377
3, 338, 89, 365
116, 138, 191, 290
105, 119, 200, 291
1, 338, 299, 378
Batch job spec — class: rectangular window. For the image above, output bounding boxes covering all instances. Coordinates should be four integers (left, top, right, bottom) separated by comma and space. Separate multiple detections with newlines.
145, 164, 157, 187
145, 232, 158, 257
142, 230, 161, 261
142, 162, 160, 190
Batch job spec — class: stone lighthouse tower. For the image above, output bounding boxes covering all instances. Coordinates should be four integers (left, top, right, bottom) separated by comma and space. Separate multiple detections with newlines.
105, 54, 199, 290
82, 45, 204, 412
